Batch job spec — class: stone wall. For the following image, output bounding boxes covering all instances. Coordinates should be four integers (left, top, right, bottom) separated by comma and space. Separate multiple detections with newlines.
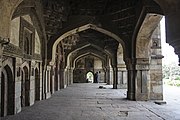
73, 56, 105, 83
150, 24, 163, 100
0, 14, 43, 116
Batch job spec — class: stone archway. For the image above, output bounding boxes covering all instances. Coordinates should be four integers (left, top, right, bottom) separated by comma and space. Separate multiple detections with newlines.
35, 68, 40, 101
50, 24, 126, 65
117, 44, 127, 89
73, 54, 105, 83
21, 66, 30, 107
135, 13, 163, 100
1, 65, 15, 116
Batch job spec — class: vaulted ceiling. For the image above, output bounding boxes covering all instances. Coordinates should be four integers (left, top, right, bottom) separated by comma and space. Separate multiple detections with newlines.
42, 0, 163, 60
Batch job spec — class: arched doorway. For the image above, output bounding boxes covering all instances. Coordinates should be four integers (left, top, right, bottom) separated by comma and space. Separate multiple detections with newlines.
1, 65, 15, 116
86, 72, 94, 83
21, 66, 30, 107
35, 68, 40, 101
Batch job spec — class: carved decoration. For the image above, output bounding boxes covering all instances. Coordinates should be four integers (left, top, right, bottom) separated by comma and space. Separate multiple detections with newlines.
62, 33, 80, 50
19, 17, 35, 55
4, 43, 23, 57
151, 38, 161, 49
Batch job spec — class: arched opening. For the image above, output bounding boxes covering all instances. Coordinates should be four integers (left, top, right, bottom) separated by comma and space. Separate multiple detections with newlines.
21, 66, 30, 107
73, 54, 106, 84
117, 44, 127, 89
1, 65, 15, 116
35, 68, 40, 101
86, 71, 94, 83
49, 24, 126, 66
135, 13, 163, 100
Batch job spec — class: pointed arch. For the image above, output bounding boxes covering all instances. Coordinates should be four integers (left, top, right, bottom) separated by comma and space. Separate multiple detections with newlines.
66, 43, 110, 69
35, 68, 40, 101
1, 65, 15, 116
136, 13, 162, 58
50, 24, 126, 65
21, 63, 30, 107
73, 52, 106, 69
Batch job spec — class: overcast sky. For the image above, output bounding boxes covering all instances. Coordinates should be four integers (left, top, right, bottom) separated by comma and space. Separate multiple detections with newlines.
160, 17, 179, 65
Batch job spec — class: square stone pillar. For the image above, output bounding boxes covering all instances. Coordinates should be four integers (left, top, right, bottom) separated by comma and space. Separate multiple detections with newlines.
113, 66, 118, 89
50, 66, 55, 94
45, 66, 51, 99
135, 58, 150, 101
126, 58, 136, 100
117, 64, 127, 89
150, 57, 163, 100
106, 68, 110, 85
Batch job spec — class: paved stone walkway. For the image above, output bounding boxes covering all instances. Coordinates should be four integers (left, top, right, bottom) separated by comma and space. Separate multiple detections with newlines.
1, 83, 180, 120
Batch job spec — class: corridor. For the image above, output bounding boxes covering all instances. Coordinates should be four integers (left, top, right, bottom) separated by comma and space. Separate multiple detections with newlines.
1, 83, 179, 120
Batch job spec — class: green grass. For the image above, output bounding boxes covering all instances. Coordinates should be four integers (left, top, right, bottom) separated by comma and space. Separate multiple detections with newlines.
163, 79, 180, 87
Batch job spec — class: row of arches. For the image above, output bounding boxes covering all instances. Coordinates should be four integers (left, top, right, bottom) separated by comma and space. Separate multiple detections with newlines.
1, 63, 41, 117
1, 65, 14, 116
50, 13, 163, 100
1, 0, 178, 117
0, 13, 163, 117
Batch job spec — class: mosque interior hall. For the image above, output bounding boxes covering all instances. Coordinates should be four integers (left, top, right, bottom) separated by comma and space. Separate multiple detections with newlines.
0, 0, 180, 119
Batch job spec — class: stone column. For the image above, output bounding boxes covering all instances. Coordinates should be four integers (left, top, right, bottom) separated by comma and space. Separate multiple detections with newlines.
45, 66, 51, 99
50, 66, 55, 94
63, 68, 67, 88
135, 58, 150, 101
70, 68, 74, 85
0, 44, 3, 116
150, 26, 164, 100
126, 59, 136, 100
117, 64, 127, 89
112, 66, 118, 89
109, 67, 113, 84
67, 68, 73, 86
106, 67, 110, 85
39, 62, 43, 100
42, 65, 46, 100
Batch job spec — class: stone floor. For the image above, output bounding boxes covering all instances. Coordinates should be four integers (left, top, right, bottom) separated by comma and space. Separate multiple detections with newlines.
1, 83, 180, 120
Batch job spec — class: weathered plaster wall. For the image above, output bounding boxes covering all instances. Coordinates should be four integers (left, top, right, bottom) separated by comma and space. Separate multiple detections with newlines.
35, 31, 41, 54
10, 17, 20, 46
150, 25, 163, 100
10, 15, 41, 55
15, 57, 22, 114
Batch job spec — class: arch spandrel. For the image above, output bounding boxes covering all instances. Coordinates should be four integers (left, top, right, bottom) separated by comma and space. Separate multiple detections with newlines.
136, 14, 162, 59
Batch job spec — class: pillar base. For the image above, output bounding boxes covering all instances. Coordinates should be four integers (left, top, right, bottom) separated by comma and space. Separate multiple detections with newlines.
45, 92, 51, 99
127, 91, 135, 100
117, 84, 127, 89
113, 84, 117, 89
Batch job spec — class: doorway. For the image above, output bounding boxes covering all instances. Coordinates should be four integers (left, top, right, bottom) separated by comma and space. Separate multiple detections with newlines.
21, 66, 30, 107
86, 72, 94, 83
1, 65, 15, 116
35, 68, 40, 101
